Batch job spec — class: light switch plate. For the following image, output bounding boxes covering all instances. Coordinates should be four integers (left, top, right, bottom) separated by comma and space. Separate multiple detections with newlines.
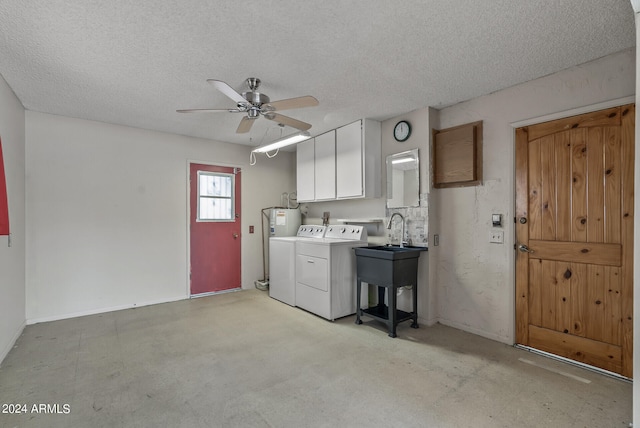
490, 231, 504, 244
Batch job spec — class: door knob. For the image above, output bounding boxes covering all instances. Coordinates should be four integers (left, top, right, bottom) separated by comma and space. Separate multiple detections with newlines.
518, 244, 534, 253
233, 233, 239, 239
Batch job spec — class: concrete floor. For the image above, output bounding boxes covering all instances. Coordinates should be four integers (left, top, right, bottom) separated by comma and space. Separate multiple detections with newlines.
0, 289, 632, 428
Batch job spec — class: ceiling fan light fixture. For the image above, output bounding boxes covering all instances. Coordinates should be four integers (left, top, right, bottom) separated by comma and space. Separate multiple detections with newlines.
252, 131, 311, 153
181, 78, 318, 134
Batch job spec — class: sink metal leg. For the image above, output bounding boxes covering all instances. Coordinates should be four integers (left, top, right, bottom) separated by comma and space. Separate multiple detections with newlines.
411, 280, 419, 329
355, 278, 363, 325
388, 286, 397, 338
376, 286, 385, 311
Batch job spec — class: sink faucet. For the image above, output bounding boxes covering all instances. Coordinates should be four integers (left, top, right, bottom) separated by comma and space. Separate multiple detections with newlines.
387, 212, 406, 248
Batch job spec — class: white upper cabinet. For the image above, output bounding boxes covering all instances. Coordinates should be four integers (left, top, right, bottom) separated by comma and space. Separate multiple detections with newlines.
296, 119, 380, 202
296, 138, 315, 202
314, 130, 336, 200
336, 119, 381, 199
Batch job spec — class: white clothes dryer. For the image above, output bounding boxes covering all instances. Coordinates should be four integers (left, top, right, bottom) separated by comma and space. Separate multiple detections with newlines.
268, 225, 326, 306
295, 225, 368, 320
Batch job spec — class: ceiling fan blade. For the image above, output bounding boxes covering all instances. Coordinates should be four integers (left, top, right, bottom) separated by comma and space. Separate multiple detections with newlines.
265, 113, 312, 131
207, 79, 247, 105
176, 108, 241, 113
264, 96, 319, 112
236, 116, 256, 133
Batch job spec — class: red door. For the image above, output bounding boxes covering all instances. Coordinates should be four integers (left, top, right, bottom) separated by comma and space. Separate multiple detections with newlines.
0, 138, 9, 235
190, 163, 241, 295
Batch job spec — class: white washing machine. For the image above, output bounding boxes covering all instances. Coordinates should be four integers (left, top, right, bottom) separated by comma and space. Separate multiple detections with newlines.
269, 225, 326, 306
295, 225, 368, 320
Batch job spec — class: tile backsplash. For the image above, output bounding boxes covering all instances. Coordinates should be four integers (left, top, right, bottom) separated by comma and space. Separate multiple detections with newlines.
385, 200, 429, 247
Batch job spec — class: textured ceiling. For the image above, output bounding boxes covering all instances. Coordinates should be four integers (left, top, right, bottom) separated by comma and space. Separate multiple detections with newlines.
0, 1, 635, 147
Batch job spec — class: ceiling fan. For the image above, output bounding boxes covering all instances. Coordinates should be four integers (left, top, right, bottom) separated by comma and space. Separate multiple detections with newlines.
177, 78, 319, 134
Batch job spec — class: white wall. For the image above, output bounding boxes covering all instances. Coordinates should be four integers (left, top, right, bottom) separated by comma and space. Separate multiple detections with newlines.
434, 48, 635, 344
0, 74, 26, 364
26, 112, 295, 323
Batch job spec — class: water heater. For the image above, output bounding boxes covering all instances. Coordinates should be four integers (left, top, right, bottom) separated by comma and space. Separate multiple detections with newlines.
269, 208, 301, 237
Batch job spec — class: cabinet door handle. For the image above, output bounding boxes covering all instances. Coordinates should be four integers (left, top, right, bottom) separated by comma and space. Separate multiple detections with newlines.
307, 260, 315, 263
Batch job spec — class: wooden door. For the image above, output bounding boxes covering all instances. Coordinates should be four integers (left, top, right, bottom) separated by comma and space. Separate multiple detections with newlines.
190, 163, 241, 296
515, 104, 634, 377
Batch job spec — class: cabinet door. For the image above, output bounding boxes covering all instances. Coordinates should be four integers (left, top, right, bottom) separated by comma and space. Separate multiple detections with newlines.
336, 120, 363, 198
296, 139, 315, 201
314, 131, 336, 200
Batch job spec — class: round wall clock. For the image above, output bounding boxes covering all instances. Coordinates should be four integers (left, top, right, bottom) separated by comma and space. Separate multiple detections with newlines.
393, 120, 411, 142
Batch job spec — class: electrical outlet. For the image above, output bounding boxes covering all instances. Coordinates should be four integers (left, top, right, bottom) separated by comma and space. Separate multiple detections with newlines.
490, 231, 504, 244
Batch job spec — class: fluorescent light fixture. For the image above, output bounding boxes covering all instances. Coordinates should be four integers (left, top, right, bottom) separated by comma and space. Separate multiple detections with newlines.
252, 131, 311, 153
392, 157, 415, 164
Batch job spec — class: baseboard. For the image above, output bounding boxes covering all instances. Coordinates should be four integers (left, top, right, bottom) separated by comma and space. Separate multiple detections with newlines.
0, 321, 25, 366
417, 315, 438, 327
26, 295, 187, 325
436, 317, 512, 345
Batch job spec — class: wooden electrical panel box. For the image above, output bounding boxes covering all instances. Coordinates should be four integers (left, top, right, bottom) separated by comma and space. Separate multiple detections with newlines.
432, 121, 483, 188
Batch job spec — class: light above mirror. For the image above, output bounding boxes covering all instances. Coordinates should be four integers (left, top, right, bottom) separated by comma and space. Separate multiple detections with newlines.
391, 157, 415, 164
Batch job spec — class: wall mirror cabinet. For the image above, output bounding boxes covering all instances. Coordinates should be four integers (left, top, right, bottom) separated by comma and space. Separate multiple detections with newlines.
386, 149, 420, 208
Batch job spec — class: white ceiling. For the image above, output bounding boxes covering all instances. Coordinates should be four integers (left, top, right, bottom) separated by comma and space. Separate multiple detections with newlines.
0, 1, 635, 148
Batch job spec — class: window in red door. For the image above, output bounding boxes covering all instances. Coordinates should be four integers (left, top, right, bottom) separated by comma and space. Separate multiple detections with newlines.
197, 171, 235, 221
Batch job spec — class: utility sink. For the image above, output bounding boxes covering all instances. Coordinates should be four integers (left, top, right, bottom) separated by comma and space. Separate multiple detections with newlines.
353, 245, 427, 337
354, 245, 427, 260
353, 244, 426, 290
